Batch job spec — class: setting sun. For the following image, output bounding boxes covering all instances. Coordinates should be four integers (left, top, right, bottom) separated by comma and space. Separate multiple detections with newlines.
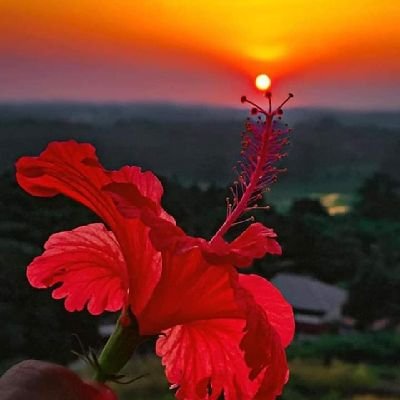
0, 0, 399, 107
255, 74, 272, 91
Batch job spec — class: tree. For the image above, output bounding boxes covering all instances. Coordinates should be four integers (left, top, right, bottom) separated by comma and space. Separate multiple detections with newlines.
356, 172, 400, 219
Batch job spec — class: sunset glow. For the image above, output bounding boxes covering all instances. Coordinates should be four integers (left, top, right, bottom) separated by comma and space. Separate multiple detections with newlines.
0, 0, 399, 108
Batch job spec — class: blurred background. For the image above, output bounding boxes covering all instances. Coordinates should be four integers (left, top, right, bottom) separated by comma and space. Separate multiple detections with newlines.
0, 1, 399, 399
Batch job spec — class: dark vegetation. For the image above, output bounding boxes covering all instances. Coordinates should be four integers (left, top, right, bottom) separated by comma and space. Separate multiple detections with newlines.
1, 104, 399, 194
0, 104, 399, 397
1, 168, 400, 371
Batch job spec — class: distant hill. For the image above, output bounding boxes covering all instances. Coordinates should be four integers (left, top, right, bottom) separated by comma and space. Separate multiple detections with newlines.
0, 102, 399, 210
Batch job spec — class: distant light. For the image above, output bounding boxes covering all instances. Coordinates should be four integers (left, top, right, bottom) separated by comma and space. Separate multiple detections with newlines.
255, 74, 271, 91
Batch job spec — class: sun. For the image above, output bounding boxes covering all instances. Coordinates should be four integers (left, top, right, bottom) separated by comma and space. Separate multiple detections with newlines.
255, 74, 271, 91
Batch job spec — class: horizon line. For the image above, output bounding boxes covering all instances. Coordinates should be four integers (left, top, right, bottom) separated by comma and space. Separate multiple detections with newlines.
0, 99, 399, 114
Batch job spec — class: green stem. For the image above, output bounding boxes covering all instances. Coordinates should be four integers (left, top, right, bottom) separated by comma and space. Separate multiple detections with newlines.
94, 315, 145, 382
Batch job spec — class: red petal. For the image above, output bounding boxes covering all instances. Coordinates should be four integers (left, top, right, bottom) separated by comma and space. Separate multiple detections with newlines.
142, 218, 292, 384
156, 275, 293, 400
234, 274, 293, 398
230, 274, 273, 378
239, 274, 294, 348
104, 181, 175, 223
16, 141, 132, 247
228, 223, 282, 266
157, 320, 252, 400
125, 218, 162, 314
103, 182, 160, 218
17, 141, 133, 235
227, 272, 293, 388
16, 141, 162, 315
110, 166, 164, 205
253, 330, 290, 400
137, 247, 241, 335
157, 319, 288, 400
145, 214, 197, 253
27, 224, 128, 315
200, 223, 281, 268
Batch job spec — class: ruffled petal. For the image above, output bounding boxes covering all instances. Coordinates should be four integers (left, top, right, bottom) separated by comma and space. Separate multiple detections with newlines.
239, 274, 294, 348
105, 179, 280, 269
16, 141, 120, 232
103, 179, 175, 223
137, 247, 241, 335
253, 329, 289, 400
144, 216, 281, 268
157, 320, 252, 400
230, 273, 274, 379
139, 215, 292, 383
16, 141, 163, 315
157, 322, 287, 400
145, 214, 196, 254
27, 223, 128, 315
201, 223, 281, 268
228, 223, 282, 264
110, 166, 164, 206
237, 274, 293, 399
125, 218, 162, 314
102, 181, 160, 219
156, 274, 293, 400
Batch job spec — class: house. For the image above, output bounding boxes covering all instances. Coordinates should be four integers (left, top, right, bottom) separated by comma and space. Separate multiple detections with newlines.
271, 273, 348, 335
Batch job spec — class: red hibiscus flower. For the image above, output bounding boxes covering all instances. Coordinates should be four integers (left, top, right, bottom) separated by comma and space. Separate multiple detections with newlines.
16, 94, 295, 400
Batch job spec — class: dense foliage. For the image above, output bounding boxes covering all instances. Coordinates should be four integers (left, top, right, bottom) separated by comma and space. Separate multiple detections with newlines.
288, 332, 400, 365
1, 167, 400, 373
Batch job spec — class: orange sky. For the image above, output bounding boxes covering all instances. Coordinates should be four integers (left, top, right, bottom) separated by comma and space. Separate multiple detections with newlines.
0, 0, 399, 108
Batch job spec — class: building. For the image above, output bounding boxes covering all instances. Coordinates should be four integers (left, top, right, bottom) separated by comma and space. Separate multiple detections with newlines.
271, 273, 348, 335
